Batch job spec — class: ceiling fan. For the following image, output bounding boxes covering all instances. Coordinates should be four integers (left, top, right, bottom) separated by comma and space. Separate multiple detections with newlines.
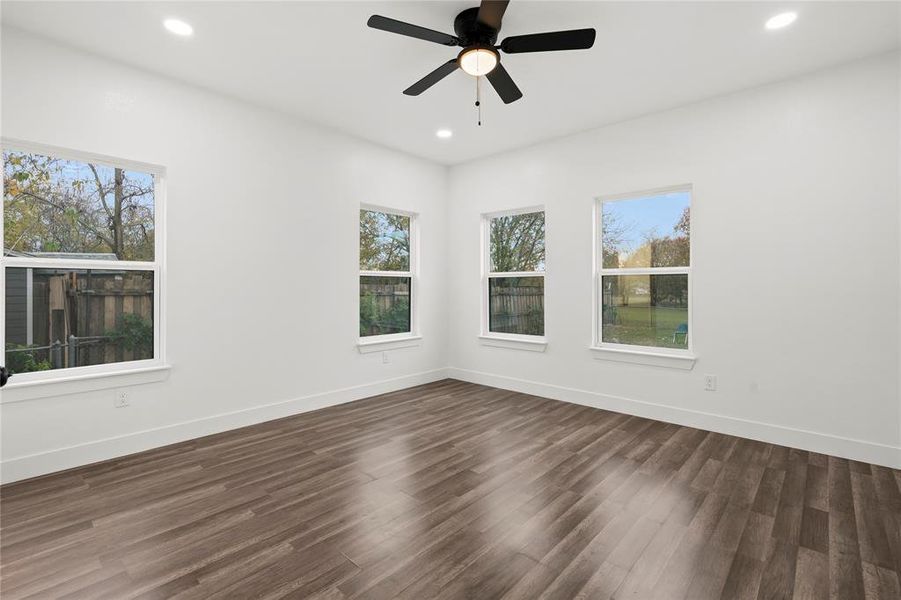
367, 0, 596, 104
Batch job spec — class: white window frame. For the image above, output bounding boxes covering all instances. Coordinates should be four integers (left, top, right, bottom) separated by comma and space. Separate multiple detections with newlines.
1, 138, 169, 399
356, 204, 421, 353
480, 206, 547, 352
591, 184, 696, 369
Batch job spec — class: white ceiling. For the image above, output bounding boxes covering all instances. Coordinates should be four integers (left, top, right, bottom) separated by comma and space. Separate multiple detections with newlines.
2, 1, 898, 165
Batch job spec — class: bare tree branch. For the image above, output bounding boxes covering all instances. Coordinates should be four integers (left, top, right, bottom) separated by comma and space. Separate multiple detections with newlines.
14, 190, 115, 248
88, 163, 114, 221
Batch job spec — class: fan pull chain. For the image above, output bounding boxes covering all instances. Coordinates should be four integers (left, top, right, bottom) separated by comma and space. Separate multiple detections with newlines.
475, 75, 482, 127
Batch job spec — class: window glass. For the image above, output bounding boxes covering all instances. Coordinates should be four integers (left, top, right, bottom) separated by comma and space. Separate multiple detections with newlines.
360, 210, 410, 272
4, 268, 154, 374
601, 274, 688, 349
602, 192, 689, 269
359, 276, 410, 337
599, 189, 691, 351
4, 150, 155, 261
488, 276, 545, 336
489, 211, 545, 272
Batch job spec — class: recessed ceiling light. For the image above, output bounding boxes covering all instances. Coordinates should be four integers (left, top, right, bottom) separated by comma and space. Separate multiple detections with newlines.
436, 129, 453, 139
765, 11, 797, 31
163, 18, 194, 37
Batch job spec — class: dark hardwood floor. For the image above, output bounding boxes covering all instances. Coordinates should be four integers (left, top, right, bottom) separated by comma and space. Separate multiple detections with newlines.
2, 379, 900, 599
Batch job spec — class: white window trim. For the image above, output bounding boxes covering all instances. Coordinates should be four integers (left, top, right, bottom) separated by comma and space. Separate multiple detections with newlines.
478, 334, 547, 353
356, 204, 420, 352
1, 138, 169, 400
357, 334, 423, 354
480, 206, 547, 352
591, 184, 696, 369
2, 365, 171, 403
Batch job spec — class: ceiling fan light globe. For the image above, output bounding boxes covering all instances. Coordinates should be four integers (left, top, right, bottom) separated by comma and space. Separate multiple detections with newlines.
459, 47, 499, 77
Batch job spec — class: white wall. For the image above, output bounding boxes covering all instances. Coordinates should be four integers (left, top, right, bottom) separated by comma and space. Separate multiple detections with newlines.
446, 53, 901, 468
2, 30, 899, 483
0, 29, 449, 482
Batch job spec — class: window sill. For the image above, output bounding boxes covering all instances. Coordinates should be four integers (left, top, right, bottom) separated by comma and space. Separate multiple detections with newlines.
479, 335, 548, 353
1, 364, 172, 403
357, 335, 422, 354
590, 346, 696, 370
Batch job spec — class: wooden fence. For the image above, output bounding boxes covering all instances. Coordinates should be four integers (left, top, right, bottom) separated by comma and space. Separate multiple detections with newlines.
359, 277, 410, 336
24, 270, 154, 368
489, 284, 544, 335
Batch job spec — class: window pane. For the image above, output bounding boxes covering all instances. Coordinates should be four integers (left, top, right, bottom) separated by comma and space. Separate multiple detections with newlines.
360, 210, 410, 271
4, 150, 155, 261
488, 276, 544, 336
601, 274, 688, 349
602, 192, 690, 268
4, 268, 154, 374
359, 276, 410, 337
490, 211, 545, 272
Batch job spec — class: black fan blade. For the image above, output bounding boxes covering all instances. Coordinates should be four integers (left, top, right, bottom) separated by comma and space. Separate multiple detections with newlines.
477, 0, 510, 30
500, 28, 596, 53
367, 15, 459, 46
404, 60, 459, 96
485, 62, 522, 104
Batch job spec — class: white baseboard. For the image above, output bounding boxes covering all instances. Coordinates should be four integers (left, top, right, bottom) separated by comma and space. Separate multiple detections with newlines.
0, 368, 450, 484
447, 367, 901, 470
5, 366, 897, 484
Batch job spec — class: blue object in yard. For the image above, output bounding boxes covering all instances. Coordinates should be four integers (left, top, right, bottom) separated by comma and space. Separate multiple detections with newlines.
673, 323, 688, 343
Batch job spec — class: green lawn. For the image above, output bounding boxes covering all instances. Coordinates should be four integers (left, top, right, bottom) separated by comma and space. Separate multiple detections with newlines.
602, 305, 688, 349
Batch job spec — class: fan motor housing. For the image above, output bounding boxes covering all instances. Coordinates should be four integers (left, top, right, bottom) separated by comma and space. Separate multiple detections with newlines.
453, 7, 499, 46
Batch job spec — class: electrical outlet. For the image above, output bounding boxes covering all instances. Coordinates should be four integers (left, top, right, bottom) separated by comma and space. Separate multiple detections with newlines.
704, 375, 717, 392
114, 389, 129, 408
382, 352, 390, 364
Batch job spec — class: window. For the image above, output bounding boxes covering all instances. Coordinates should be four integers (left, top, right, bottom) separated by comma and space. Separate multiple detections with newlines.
483, 209, 545, 339
359, 207, 415, 339
2, 142, 165, 382
597, 187, 691, 354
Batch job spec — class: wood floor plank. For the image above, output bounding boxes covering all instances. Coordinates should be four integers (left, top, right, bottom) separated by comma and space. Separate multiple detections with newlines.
1, 379, 898, 599
757, 538, 799, 600
720, 553, 766, 600
830, 505, 867, 599
851, 471, 896, 570
792, 547, 829, 600
799, 506, 829, 554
